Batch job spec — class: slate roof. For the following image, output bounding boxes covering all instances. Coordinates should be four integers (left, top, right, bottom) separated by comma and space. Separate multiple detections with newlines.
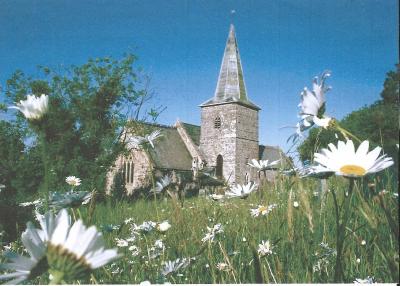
259, 145, 291, 168
181, 122, 201, 145
200, 24, 260, 111
132, 122, 194, 171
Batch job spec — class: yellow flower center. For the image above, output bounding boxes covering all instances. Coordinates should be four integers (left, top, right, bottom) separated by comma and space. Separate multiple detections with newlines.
340, 165, 366, 176
258, 206, 268, 213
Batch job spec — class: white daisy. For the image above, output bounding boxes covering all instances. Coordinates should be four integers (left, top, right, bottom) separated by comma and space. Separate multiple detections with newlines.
65, 176, 81, 187
216, 262, 229, 271
135, 221, 156, 233
250, 204, 277, 217
128, 245, 140, 257
209, 194, 224, 201
299, 71, 331, 123
257, 240, 274, 257
157, 221, 171, 232
161, 258, 189, 276
115, 238, 129, 247
145, 130, 163, 148
289, 71, 332, 141
128, 129, 162, 149
313, 140, 394, 178
43, 209, 120, 281
298, 164, 334, 179
354, 276, 375, 284
151, 175, 172, 194
0, 223, 47, 284
9, 94, 49, 120
293, 201, 299, 208
19, 199, 42, 207
225, 182, 258, 199
154, 239, 165, 250
201, 223, 223, 243
247, 159, 280, 172
49, 191, 92, 209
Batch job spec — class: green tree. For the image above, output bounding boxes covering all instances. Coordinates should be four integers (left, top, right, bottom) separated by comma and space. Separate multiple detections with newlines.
2, 53, 159, 194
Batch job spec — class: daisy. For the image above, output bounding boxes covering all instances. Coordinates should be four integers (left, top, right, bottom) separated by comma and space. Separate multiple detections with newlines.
128, 130, 162, 149
250, 204, 277, 217
201, 223, 223, 243
100, 224, 121, 233
154, 240, 165, 250
157, 221, 171, 232
354, 276, 375, 284
49, 191, 92, 210
145, 130, 163, 148
209, 194, 224, 201
313, 140, 394, 178
135, 221, 156, 233
161, 258, 189, 276
288, 71, 332, 142
257, 240, 274, 257
65, 176, 81, 187
115, 238, 129, 247
151, 175, 172, 194
19, 199, 42, 207
43, 209, 120, 281
0, 223, 48, 284
225, 182, 258, 199
128, 245, 140, 257
293, 201, 299, 208
216, 262, 229, 271
298, 164, 334, 179
298, 71, 332, 127
9, 94, 49, 120
247, 159, 280, 172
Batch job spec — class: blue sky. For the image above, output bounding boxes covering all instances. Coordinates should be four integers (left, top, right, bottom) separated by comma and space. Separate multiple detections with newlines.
0, 0, 398, 151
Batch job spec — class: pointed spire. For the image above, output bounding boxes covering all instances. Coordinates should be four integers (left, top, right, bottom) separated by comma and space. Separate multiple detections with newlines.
200, 25, 259, 110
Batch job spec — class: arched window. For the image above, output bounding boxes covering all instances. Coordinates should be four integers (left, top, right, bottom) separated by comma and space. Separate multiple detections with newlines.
214, 116, 221, 129
123, 159, 134, 184
127, 162, 131, 183
216, 155, 223, 179
123, 162, 127, 182
130, 162, 134, 183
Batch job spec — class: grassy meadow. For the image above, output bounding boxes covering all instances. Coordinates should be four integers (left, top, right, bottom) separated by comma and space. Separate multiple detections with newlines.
12, 173, 395, 284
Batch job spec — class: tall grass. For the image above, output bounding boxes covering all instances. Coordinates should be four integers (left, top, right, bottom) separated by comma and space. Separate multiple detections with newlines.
71, 174, 399, 284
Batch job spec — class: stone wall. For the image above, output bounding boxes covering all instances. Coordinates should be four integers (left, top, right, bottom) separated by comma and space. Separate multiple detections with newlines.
106, 148, 153, 195
235, 104, 259, 184
199, 102, 259, 184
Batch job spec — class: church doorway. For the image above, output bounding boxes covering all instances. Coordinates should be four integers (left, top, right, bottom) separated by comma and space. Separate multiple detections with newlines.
216, 155, 223, 179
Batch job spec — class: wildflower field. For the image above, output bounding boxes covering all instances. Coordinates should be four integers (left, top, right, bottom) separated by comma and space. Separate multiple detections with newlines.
2, 174, 398, 284
85, 176, 398, 284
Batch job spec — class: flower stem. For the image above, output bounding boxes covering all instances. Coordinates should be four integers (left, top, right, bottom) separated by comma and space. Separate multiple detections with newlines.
266, 258, 277, 283
332, 178, 355, 282
40, 131, 50, 211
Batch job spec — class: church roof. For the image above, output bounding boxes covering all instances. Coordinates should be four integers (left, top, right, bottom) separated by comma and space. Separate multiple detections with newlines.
180, 122, 201, 145
133, 122, 194, 171
259, 145, 291, 168
200, 24, 260, 110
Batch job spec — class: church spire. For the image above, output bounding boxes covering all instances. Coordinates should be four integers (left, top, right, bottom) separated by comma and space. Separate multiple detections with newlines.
200, 24, 259, 110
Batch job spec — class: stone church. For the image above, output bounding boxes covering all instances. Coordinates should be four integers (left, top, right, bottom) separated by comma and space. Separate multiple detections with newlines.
107, 24, 287, 195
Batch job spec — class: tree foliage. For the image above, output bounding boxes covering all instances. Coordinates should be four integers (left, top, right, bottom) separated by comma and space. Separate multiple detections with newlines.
2, 54, 159, 195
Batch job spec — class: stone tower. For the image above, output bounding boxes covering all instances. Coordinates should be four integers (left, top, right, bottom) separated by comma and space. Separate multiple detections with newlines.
199, 24, 260, 184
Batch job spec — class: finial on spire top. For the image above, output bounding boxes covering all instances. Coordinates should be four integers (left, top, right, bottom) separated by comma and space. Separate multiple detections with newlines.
230, 9, 236, 24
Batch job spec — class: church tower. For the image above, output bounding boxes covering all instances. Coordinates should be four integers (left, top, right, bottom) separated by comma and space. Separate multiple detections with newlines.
199, 24, 260, 184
